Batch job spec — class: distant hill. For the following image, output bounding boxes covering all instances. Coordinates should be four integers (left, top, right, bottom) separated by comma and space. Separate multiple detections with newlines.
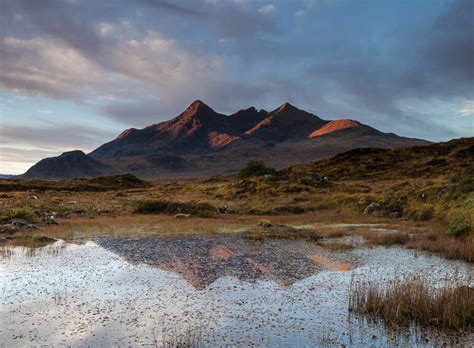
21, 100, 430, 179
21, 150, 112, 179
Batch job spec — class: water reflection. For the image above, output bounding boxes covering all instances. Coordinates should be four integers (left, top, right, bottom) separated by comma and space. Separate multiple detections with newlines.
97, 234, 358, 289
0, 236, 64, 259
0, 235, 472, 346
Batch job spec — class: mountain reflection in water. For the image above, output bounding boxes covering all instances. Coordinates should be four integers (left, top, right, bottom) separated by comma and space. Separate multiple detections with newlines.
97, 234, 358, 289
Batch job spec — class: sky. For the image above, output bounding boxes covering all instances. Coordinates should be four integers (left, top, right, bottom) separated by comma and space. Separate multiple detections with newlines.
0, 0, 473, 174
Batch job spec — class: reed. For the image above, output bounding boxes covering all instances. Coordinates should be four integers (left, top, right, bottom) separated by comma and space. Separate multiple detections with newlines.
349, 275, 474, 332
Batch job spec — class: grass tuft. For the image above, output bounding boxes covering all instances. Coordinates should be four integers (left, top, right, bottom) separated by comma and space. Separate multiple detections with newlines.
349, 276, 474, 332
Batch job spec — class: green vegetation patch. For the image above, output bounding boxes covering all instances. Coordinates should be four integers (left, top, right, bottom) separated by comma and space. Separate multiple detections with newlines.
447, 218, 471, 237
238, 160, 278, 178
135, 200, 219, 218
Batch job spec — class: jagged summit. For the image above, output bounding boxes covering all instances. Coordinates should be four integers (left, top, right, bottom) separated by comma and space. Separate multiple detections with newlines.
275, 102, 298, 113
244, 102, 327, 141
182, 99, 215, 116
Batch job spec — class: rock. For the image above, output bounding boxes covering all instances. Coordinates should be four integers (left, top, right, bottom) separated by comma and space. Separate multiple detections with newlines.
10, 218, 29, 227
68, 200, 78, 205
35, 210, 49, 217
312, 173, 328, 182
364, 202, 384, 216
219, 205, 234, 214
26, 224, 38, 230
389, 212, 401, 218
174, 213, 191, 219
0, 224, 19, 233
43, 217, 59, 225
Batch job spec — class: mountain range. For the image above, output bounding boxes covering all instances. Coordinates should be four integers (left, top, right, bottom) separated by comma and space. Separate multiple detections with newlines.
21, 100, 430, 179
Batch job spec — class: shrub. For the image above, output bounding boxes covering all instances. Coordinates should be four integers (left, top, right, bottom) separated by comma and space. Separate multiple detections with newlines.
382, 195, 407, 215
258, 219, 272, 228
447, 218, 471, 237
134, 200, 218, 217
238, 160, 278, 178
408, 205, 434, 221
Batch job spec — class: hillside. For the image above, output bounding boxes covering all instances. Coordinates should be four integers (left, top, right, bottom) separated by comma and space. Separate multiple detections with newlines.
284, 137, 474, 181
21, 151, 112, 179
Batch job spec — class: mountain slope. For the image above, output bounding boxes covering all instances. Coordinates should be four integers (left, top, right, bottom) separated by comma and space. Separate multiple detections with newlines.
308, 119, 363, 138
22, 101, 431, 179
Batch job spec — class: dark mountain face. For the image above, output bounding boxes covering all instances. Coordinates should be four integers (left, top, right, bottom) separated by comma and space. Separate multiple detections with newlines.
89, 101, 329, 159
227, 107, 268, 133
21, 150, 111, 179
22, 101, 431, 180
244, 103, 328, 142
90, 100, 242, 159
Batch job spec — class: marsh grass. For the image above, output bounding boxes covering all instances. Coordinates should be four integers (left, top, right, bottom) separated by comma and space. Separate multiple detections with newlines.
322, 242, 354, 250
360, 230, 410, 246
349, 276, 474, 332
406, 234, 474, 262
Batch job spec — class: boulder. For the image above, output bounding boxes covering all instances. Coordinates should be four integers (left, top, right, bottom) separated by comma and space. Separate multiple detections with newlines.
364, 202, 384, 216
10, 218, 29, 227
174, 213, 191, 219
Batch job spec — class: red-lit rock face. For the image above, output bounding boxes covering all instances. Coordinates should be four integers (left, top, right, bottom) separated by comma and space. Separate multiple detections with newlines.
308, 119, 361, 138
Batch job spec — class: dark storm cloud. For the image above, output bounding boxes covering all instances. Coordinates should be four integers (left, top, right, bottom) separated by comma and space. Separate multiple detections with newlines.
140, 0, 207, 17
308, 0, 474, 118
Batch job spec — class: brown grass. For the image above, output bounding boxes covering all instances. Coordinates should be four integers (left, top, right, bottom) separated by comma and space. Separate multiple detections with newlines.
406, 234, 474, 263
360, 230, 410, 246
349, 276, 474, 332
322, 242, 354, 250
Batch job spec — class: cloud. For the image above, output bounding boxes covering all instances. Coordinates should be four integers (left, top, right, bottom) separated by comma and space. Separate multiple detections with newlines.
0, 122, 117, 173
0, 147, 59, 164
306, 0, 474, 133
0, 147, 64, 173
0, 36, 108, 99
258, 4, 276, 14
0, 124, 115, 151
458, 100, 474, 117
